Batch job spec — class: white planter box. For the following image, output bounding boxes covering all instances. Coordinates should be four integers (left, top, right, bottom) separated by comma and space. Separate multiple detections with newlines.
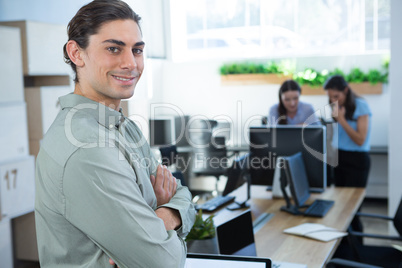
0, 155, 35, 221
0, 26, 24, 103
0, 103, 29, 163
0, 219, 13, 268
25, 86, 71, 140
0, 20, 70, 75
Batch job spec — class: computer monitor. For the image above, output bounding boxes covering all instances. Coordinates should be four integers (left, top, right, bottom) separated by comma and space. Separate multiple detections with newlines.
282, 152, 310, 207
249, 125, 327, 192
149, 117, 175, 147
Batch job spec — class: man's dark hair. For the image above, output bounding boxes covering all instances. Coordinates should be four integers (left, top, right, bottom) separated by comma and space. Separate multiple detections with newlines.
324, 75, 358, 121
63, 0, 142, 83
277, 79, 301, 125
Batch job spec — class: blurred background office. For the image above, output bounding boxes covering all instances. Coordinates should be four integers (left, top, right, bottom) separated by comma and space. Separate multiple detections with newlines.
0, 0, 401, 267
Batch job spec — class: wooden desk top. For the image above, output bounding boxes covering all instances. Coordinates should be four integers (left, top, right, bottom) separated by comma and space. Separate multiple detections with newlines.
214, 185, 366, 268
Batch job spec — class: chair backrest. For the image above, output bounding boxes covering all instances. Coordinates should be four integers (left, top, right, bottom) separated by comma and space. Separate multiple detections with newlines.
192, 137, 228, 174
393, 197, 402, 236
172, 171, 187, 187
159, 145, 178, 166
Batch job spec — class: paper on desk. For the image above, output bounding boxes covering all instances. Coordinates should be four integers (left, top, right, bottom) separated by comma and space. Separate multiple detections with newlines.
392, 244, 402, 252
283, 223, 347, 242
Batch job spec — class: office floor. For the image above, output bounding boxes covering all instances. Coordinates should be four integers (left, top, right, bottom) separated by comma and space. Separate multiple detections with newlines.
13, 177, 396, 268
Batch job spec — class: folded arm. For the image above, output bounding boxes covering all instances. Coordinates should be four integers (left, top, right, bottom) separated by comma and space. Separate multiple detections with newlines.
63, 146, 194, 267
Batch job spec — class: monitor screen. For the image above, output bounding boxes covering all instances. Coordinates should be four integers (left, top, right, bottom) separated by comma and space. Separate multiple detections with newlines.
249, 125, 327, 192
149, 118, 175, 147
216, 209, 256, 256
185, 254, 271, 268
283, 152, 310, 207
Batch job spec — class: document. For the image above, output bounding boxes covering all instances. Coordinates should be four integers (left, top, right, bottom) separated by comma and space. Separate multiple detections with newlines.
283, 223, 347, 242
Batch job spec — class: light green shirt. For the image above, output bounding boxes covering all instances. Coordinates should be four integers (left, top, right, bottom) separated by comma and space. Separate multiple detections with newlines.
35, 94, 196, 268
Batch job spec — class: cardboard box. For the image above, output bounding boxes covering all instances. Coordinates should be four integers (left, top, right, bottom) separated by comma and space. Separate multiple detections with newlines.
0, 103, 29, 163
0, 155, 35, 221
25, 86, 72, 140
0, 26, 24, 104
13, 212, 39, 261
0, 21, 70, 75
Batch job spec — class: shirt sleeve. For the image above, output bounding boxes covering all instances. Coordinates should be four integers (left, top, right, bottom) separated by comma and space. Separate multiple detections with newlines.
354, 98, 372, 119
63, 145, 187, 268
136, 126, 196, 238
268, 104, 279, 124
303, 103, 321, 126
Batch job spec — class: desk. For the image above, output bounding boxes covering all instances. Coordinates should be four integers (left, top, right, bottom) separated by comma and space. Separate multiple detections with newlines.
213, 185, 365, 268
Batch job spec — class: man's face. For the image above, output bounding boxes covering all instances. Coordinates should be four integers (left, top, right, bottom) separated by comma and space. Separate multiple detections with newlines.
77, 19, 144, 107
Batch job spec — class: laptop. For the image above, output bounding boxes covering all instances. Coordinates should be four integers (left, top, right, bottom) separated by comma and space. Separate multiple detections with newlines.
215, 209, 257, 256
185, 253, 271, 268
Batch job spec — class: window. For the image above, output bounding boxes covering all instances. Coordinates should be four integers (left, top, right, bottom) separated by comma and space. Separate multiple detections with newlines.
169, 0, 390, 61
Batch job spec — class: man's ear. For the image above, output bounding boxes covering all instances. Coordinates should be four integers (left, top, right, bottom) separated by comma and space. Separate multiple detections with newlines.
66, 40, 85, 67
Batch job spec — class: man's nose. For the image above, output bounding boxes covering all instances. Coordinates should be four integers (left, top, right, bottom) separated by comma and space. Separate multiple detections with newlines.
121, 50, 136, 70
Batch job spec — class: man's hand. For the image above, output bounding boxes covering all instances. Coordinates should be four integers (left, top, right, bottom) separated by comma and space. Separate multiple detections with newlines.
155, 207, 182, 231
109, 258, 118, 267
150, 165, 177, 207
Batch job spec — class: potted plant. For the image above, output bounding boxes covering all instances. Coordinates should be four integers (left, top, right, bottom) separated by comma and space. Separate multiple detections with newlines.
186, 210, 219, 254
220, 61, 293, 85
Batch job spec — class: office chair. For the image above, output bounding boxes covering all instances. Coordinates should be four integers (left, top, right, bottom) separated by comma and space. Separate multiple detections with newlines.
191, 136, 230, 196
334, 197, 402, 268
158, 145, 189, 187
159, 145, 178, 167
326, 258, 382, 268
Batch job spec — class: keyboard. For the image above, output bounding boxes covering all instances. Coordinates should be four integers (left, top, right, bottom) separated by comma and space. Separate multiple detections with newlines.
195, 195, 236, 212
303, 199, 334, 217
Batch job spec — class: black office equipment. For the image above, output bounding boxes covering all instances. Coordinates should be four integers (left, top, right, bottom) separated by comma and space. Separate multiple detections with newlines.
186, 253, 271, 267
149, 117, 175, 147
280, 152, 334, 217
249, 125, 327, 193
195, 195, 235, 212
222, 153, 251, 210
334, 197, 402, 268
215, 209, 256, 256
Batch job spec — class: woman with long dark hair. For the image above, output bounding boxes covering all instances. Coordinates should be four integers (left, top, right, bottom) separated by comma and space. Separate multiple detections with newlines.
268, 79, 319, 125
324, 75, 372, 187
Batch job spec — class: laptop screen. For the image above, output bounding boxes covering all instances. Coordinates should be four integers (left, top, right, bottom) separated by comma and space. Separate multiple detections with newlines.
216, 209, 256, 256
185, 253, 271, 268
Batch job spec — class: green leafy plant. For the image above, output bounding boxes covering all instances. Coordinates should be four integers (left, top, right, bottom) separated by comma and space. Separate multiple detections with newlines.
346, 67, 366, 83
186, 210, 215, 242
219, 61, 289, 75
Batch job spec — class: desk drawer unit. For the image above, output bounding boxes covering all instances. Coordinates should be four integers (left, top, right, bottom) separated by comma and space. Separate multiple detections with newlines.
0, 155, 35, 221
0, 103, 29, 163
0, 26, 24, 104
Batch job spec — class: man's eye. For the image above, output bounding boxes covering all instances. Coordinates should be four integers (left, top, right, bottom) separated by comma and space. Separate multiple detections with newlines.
133, 48, 143, 55
108, 47, 120, 53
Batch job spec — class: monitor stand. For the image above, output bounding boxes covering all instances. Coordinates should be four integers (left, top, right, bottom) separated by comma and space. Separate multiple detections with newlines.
279, 170, 302, 215
227, 173, 251, 211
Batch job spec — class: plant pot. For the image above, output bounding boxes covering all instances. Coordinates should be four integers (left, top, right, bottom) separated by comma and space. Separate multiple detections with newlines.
186, 237, 219, 254
301, 82, 383, 95
221, 73, 293, 86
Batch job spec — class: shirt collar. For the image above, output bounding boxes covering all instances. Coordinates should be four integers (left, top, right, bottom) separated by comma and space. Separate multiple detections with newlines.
59, 93, 125, 130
